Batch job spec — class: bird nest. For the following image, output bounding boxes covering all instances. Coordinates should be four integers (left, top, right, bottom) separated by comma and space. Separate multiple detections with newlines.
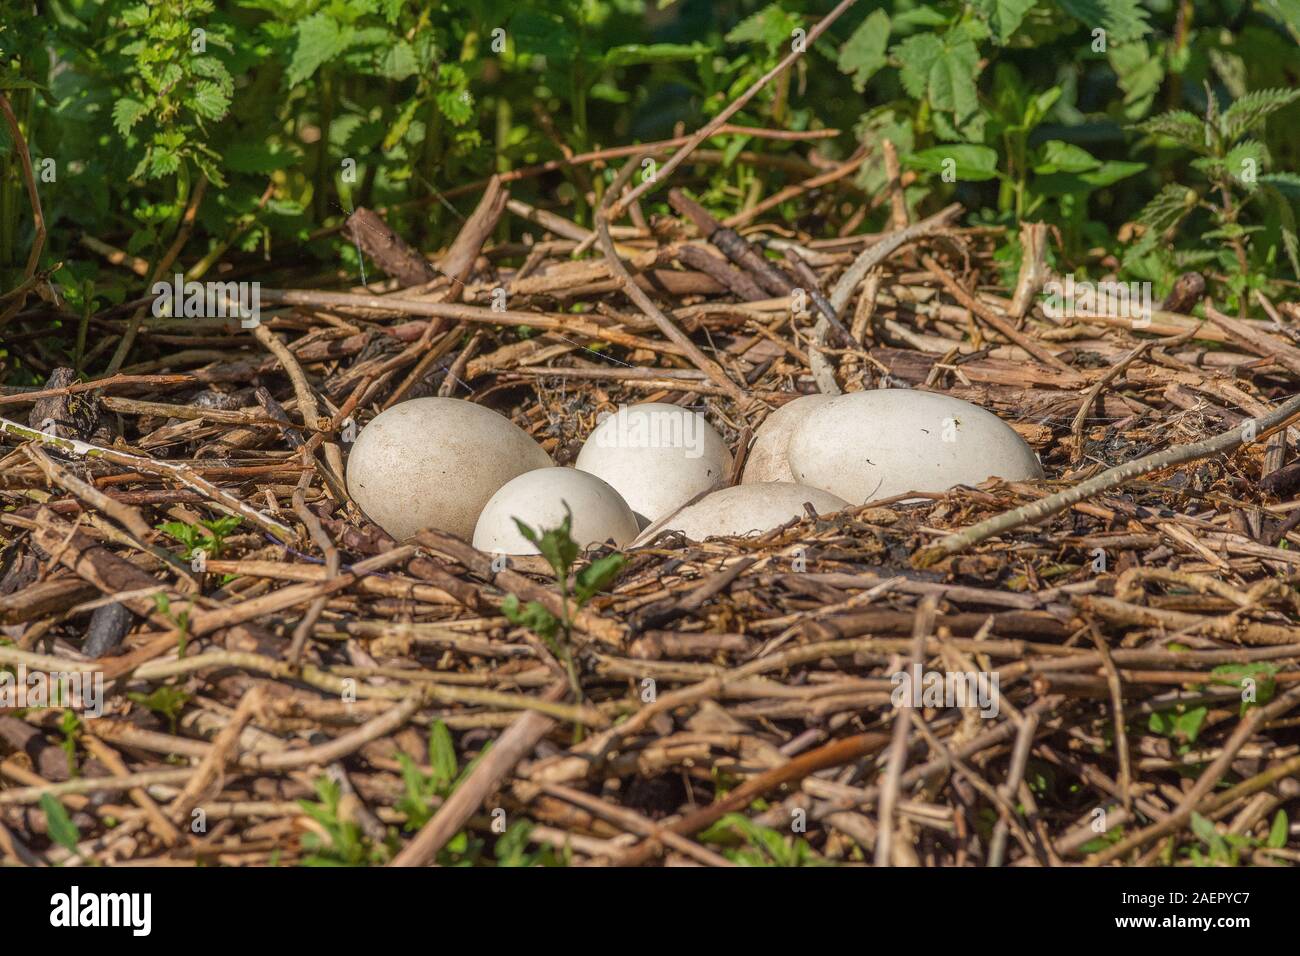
2, 167, 1300, 868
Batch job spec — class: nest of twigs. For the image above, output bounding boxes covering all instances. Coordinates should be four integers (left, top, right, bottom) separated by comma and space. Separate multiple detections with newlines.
3, 160, 1300, 868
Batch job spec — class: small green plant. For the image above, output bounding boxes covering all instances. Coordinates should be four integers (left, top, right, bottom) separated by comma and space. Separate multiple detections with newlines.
699, 812, 825, 866
158, 515, 241, 568
500, 506, 625, 707
57, 709, 82, 777
1129, 86, 1300, 306
39, 793, 83, 863
1078, 818, 1127, 855
1186, 809, 1289, 866
297, 776, 388, 867
151, 592, 191, 657
392, 718, 489, 865
1146, 702, 1208, 749
391, 722, 557, 866
108, 0, 236, 266
127, 685, 192, 734
492, 818, 562, 868
1208, 662, 1279, 715
395, 719, 475, 831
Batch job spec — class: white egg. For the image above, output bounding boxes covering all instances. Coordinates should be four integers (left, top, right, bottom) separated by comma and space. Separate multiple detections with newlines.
575, 402, 732, 523
662, 482, 850, 540
346, 397, 552, 541
741, 394, 834, 484
473, 467, 639, 554
786, 389, 1043, 504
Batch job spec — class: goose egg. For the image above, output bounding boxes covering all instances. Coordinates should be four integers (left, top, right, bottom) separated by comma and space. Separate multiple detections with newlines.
575, 402, 732, 524
346, 397, 552, 540
741, 394, 834, 484
786, 389, 1042, 504
662, 482, 849, 540
473, 467, 639, 554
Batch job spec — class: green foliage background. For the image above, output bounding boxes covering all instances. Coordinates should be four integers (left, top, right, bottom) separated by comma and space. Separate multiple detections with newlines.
1, 0, 1299, 331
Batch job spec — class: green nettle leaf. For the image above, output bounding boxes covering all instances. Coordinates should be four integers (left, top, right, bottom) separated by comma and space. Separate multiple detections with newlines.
904, 145, 999, 181
204, 516, 242, 538
127, 686, 191, 732
853, 107, 915, 192
190, 81, 231, 121
1191, 140, 1268, 187
437, 86, 474, 125
892, 34, 943, 100
1222, 140, 1268, 191
1208, 48, 1248, 101
1109, 42, 1164, 118
1219, 88, 1300, 143
893, 30, 982, 122
837, 10, 890, 92
932, 110, 988, 145
725, 3, 801, 50
1055, 0, 1151, 43
120, 3, 150, 28
1201, 223, 1263, 244
927, 37, 981, 121
287, 13, 351, 86
974, 0, 1036, 44
1145, 710, 1176, 736
705, 812, 819, 866
158, 62, 185, 91
40, 794, 81, 854
191, 56, 233, 88
112, 98, 147, 137
1134, 110, 1207, 151
396, 753, 428, 824
1136, 183, 1198, 234
380, 40, 418, 80
147, 145, 179, 178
